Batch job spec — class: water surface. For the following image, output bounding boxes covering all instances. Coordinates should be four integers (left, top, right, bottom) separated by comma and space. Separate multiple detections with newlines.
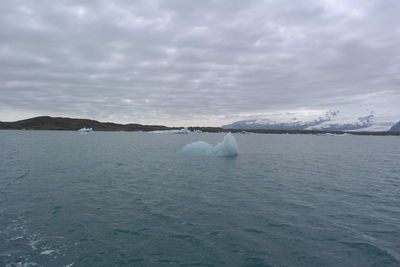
1, 131, 399, 266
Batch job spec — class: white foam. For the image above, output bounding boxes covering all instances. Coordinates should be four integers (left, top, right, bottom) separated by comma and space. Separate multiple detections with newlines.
8, 236, 24, 241
40, 250, 55, 255
180, 133, 238, 157
28, 238, 41, 250
11, 261, 39, 267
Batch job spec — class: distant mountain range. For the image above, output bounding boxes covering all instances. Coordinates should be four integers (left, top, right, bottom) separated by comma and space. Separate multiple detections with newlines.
390, 121, 400, 132
0, 115, 399, 134
222, 110, 398, 132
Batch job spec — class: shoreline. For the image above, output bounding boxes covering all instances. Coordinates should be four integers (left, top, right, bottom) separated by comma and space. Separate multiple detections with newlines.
1, 116, 399, 136
1, 128, 399, 136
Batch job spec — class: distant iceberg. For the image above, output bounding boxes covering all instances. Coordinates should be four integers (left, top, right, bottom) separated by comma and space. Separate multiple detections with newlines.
180, 133, 238, 157
78, 127, 93, 133
315, 133, 352, 136
174, 127, 190, 134
149, 127, 191, 134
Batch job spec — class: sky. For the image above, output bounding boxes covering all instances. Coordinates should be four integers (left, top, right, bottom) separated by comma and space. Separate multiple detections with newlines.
1, 0, 399, 126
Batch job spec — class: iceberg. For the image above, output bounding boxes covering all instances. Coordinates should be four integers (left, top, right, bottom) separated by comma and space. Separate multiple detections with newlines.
315, 133, 335, 136
180, 133, 238, 157
173, 127, 191, 134
315, 133, 352, 136
78, 127, 93, 133
149, 127, 191, 134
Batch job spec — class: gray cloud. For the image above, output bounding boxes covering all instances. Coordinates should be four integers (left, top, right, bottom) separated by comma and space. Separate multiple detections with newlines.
0, 0, 399, 126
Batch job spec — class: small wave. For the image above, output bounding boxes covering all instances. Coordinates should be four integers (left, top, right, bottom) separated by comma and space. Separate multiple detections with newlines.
15, 172, 29, 180
3, 171, 30, 188
243, 228, 267, 234
6, 261, 40, 267
112, 228, 140, 236
52, 205, 62, 215
7, 236, 24, 241
341, 241, 400, 264
28, 236, 41, 251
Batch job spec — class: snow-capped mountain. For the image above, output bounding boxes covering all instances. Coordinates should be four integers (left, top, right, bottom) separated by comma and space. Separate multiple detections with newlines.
389, 121, 400, 132
222, 110, 396, 131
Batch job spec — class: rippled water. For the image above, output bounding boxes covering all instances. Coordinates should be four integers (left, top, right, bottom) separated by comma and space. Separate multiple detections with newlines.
0, 130, 399, 267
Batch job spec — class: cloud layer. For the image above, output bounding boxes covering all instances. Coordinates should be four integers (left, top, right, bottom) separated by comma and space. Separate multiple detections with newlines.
1, 0, 399, 126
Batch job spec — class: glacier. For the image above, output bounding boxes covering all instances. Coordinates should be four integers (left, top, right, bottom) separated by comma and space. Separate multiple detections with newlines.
222, 110, 396, 132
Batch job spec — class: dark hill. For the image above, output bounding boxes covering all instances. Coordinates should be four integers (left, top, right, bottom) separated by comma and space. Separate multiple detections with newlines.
0, 116, 175, 131
389, 121, 400, 132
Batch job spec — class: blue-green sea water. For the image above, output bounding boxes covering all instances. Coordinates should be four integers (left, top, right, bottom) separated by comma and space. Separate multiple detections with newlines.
1, 130, 399, 267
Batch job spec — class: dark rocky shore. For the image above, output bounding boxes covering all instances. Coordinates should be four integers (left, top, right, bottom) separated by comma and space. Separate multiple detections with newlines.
1, 116, 399, 136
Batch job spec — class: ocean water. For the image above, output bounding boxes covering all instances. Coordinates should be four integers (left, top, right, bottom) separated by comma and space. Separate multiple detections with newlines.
0, 130, 399, 267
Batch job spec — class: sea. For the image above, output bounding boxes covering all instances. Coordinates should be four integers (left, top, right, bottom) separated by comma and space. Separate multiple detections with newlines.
0, 130, 399, 267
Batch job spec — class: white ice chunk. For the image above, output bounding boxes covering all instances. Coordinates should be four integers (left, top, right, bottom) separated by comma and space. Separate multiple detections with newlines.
180, 141, 214, 156
213, 132, 238, 157
180, 133, 238, 157
78, 128, 93, 132
174, 127, 191, 134
149, 127, 191, 134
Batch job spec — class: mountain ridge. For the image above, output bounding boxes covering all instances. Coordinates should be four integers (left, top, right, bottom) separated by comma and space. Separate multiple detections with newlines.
389, 121, 400, 132
222, 110, 396, 132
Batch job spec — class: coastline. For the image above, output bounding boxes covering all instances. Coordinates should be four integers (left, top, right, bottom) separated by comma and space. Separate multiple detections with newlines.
1, 116, 399, 136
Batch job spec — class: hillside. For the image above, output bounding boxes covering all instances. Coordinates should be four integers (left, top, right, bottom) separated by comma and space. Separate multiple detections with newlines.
0, 116, 174, 131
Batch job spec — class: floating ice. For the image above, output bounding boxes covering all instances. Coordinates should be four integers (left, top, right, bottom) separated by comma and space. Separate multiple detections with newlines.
78, 127, 93, 133
180, 141, 214, 156
180, 133, 238, 157
148, 130, 171, 133
174, 127, 190, 134
315, 133, 352, 136
149, 127, 191, 134
213, 133, 239, 157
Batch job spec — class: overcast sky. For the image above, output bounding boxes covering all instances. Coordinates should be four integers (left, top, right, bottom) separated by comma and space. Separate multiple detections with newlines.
1, 0, 399, 126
